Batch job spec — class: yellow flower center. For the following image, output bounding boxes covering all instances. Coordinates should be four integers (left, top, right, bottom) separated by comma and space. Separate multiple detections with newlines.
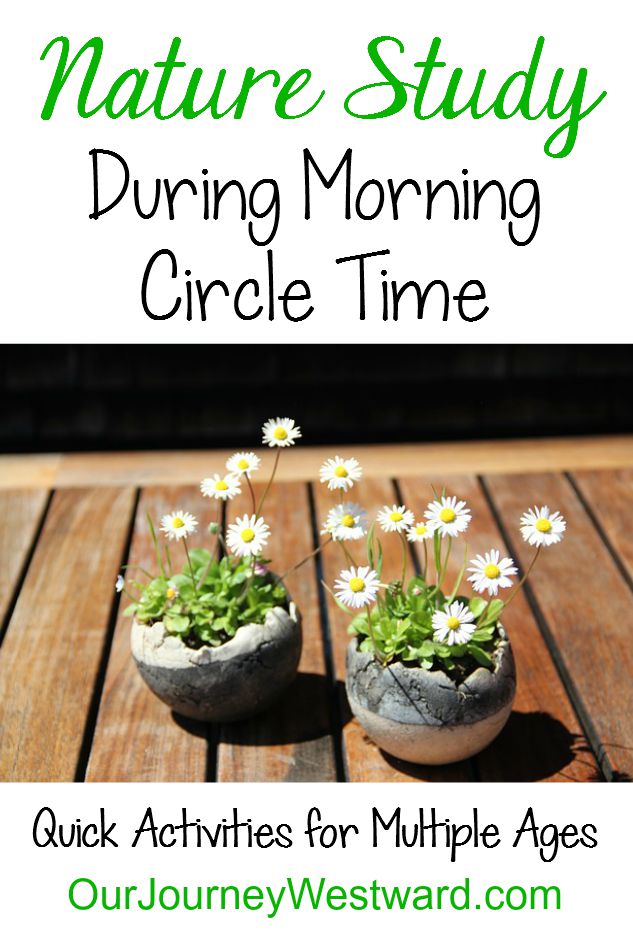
166, 587, 177, 599
334, 464, 348, 478
341, 514, 355, 528
440, 507, 456, 523
390, 511, 403, 522
484, 563, 501, 579
237, 459, 249, 470
446, 617, 461, 630
241, 528, 256, 543
172, 517, 185, 528
349, 577, 365, 593
273, 426, 288, 440
215, 480, 228, 491
536, 517, 552, 533
415, 524, 427, 536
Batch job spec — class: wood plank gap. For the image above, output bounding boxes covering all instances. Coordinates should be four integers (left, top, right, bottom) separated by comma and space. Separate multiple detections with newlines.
74, 487, 141, 782
0, 490, 53, 651
306, 482, 347, 783
478, 474, 613, 781
565, 472, 633, 599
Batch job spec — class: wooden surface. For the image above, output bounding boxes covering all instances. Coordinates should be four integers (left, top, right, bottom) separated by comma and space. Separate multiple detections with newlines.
0, 460, 632, 783
0, 434, 631, 488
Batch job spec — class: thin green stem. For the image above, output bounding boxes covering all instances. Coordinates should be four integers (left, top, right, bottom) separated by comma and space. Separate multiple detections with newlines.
340, 539, 358, 569
245, 473, 257, 515
399, 531, 408, 588
256, 447, 281, 518
502, 544, 542, 612
366, 604, 386, 666
422, 539, 428, 581
182, 538, 198, 599
279, 536, 332, 583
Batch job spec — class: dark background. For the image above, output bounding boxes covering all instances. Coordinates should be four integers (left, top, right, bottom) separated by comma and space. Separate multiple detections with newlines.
0, 344, 630, 452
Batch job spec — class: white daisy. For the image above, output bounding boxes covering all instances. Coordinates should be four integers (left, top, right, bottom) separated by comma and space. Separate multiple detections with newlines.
262, 417, 301, 448
160, 511, 198, 541
407, 521, 436, 544
226, 514, 270, 558
200, 472, 242, 500
520, 505, 566, 546
432, 602, 477, 646
467, 548, 518, 595
334, 565, 380, 609
319, 455, 363, 491
321, 502, 368, 541
377, 504, 415, 534
115, 574, 124, 593
425, 496, 471, 537
226, 451, 261, 476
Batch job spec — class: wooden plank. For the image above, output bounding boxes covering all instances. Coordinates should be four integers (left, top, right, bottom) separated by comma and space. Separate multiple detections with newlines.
485, 470, 633, 780
571, 468, 633, 587
399, 475, 600, 782
217, 481, 336, 782
0, 489, 48, 633
314, 476, 472, 781
0, 435, 628, 490
86, 486, 214, 782
0, 487, 135, 781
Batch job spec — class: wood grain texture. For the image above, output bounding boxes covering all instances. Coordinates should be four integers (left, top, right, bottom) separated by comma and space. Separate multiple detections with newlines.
217, 480, 336, 782
485, 471, 633, 780
314, 476, 472, 782
570, 469, 633, 587
86, 486, 214, 782
1, 435, 630, 489
0, 489, 48, 632
0, 487, 135, 781
399, 475, 600, 782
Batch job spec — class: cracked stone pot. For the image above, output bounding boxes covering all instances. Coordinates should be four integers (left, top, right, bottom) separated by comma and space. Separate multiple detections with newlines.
346, 627, 516, 765
131, 601, 301, 722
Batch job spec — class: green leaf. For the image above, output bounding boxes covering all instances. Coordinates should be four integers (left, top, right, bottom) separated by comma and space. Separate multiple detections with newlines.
467, 644, 494, 667
164, 613, 190, 634
468, 596, 488, 618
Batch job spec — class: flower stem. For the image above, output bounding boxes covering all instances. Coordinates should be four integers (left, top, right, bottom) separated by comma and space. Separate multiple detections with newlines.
399, 531, 408, 588
245, 473, 257, 515
422, 539, 428, 581
256, 447, 281, 518
339, 539, 358, 569
182, 537, 198, 599
278, 536, 332, 583
502, 544, 542, 612
366, 604, 386, 666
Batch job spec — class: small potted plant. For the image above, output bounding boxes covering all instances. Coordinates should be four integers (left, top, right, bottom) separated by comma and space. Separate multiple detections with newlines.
116, 417, 310, 723
320, 470, 567, 765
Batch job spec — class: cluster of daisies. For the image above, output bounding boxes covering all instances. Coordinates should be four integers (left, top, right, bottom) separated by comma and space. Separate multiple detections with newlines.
117, 415, 568, 667
325, 465, 567, 653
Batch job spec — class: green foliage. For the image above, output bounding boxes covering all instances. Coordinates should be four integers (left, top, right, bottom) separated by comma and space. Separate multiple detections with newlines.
124, 549, 288, 648
348, 576, 502, 680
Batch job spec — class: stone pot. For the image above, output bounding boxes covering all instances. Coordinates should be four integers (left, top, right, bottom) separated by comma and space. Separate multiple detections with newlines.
345, 627, 515, 765
131, 601, 301, 722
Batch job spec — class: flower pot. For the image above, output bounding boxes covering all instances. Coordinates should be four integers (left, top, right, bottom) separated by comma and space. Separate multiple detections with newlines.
345, 627, 516, 765
131, 601, 301, 722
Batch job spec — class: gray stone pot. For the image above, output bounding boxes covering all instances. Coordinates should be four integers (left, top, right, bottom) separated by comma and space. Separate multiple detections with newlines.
346, 627, 516, 765
131, 601, 301, 722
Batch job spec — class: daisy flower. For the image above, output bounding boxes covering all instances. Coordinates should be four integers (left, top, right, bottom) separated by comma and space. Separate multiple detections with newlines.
334, 565, 380, 609
166, 586, 179, 601
160, 511, 198, 541
321, 502, 368, 541
377, 504, 415, 534
226, 451, 261, 476
425, 496, 471, 537
432, 602, 477, 646
319, 455, 363, 491
407, 521, 436, 544
520, 505, 566, 546
262, 417, 301, 448
467, 548, 518, 596
115, 574, 124, 593
226, 514, 270, 558
200, 472, 242, 501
